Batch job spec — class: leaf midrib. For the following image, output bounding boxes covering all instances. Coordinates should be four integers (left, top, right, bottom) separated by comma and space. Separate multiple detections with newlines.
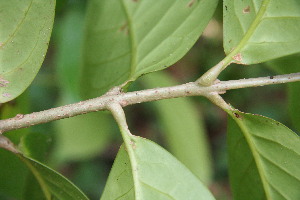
19, 155, 52, 200
120, 0, 137, 80
225, 0, 271, 64
234, 116, 272, 200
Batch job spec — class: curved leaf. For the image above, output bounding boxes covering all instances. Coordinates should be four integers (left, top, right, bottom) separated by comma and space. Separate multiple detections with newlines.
81, 0, 218, 98
0, 136, 89, 200
141, 71, 212, 184
0, 0, 55, 103
101, 136, 215, 200
227, 110, 300, 200
0, 149, 28, 199
53, 5, 114, 163
19, 154, 89, 200
224, 0, 300, 64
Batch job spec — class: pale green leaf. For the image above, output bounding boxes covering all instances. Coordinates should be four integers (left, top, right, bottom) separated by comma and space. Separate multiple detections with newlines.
101, 136, 215, 200
81, 0, 218, 98
55, 4, 84, 98
223, 0, 300, 64
227, 110, 300, 200
0, 0, 55, 103
54, 110, 113, 162
267, 54, 300, 133
53, 5, 114, 163
141, 71, 212, 185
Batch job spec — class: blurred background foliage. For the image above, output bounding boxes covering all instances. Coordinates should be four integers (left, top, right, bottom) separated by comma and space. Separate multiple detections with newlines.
0, 0, 299, 199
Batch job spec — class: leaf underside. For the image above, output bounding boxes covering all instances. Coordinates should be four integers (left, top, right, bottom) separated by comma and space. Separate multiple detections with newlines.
81, 0, 218, 98
224, 0, 300, 64
227, 110, 300, 200
101, 136, 215, 200
0, 0, 55, 103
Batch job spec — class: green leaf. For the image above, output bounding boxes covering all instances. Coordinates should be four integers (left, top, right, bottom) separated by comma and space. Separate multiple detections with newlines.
81, 0, 218, 98
53, 110, 113, 162
55, 3, 84, 98
0, 135, 89, 200
223, 0, 300, 64
0, 149, 28, 199
53, 4, 114, 163
20, 132, 52, 162
101, 136, 215, 200
227, 110, 300, 200
0, 0, 55, 103
266, 54, 300, 133
18, 154, 90, 200
141, 71, 212, 184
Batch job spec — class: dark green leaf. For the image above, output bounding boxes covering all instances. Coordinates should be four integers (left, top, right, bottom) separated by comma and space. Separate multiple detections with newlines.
141, 71, 212, 184
18, 154, 90, 200
223, 0, 300, 64
0, 149, 28, 199
0, 0, 55, 103
101, 136, 215, 200
0, 135, 89, 200
227, 110, 300, 200
81, 0, 218, 98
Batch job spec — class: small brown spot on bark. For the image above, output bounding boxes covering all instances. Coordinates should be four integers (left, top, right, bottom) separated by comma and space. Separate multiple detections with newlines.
233, 53, 242, 62
243, 6, 250, 13
120, 100, 128, 107
270, 76, 274, 79
15, 114, 24, 119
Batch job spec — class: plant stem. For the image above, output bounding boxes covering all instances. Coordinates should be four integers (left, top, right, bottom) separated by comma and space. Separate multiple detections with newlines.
198, 0, 271, 86
0, 72, 299, 133
107, 102, 141, 199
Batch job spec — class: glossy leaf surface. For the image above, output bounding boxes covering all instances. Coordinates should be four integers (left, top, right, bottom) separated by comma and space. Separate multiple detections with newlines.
0, 0, 55, 103
223, 0, 300, 64
81, 0, 218, 98
101, 136, 215, 200
227, 110, 300, 200
141, 71, 212, 184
